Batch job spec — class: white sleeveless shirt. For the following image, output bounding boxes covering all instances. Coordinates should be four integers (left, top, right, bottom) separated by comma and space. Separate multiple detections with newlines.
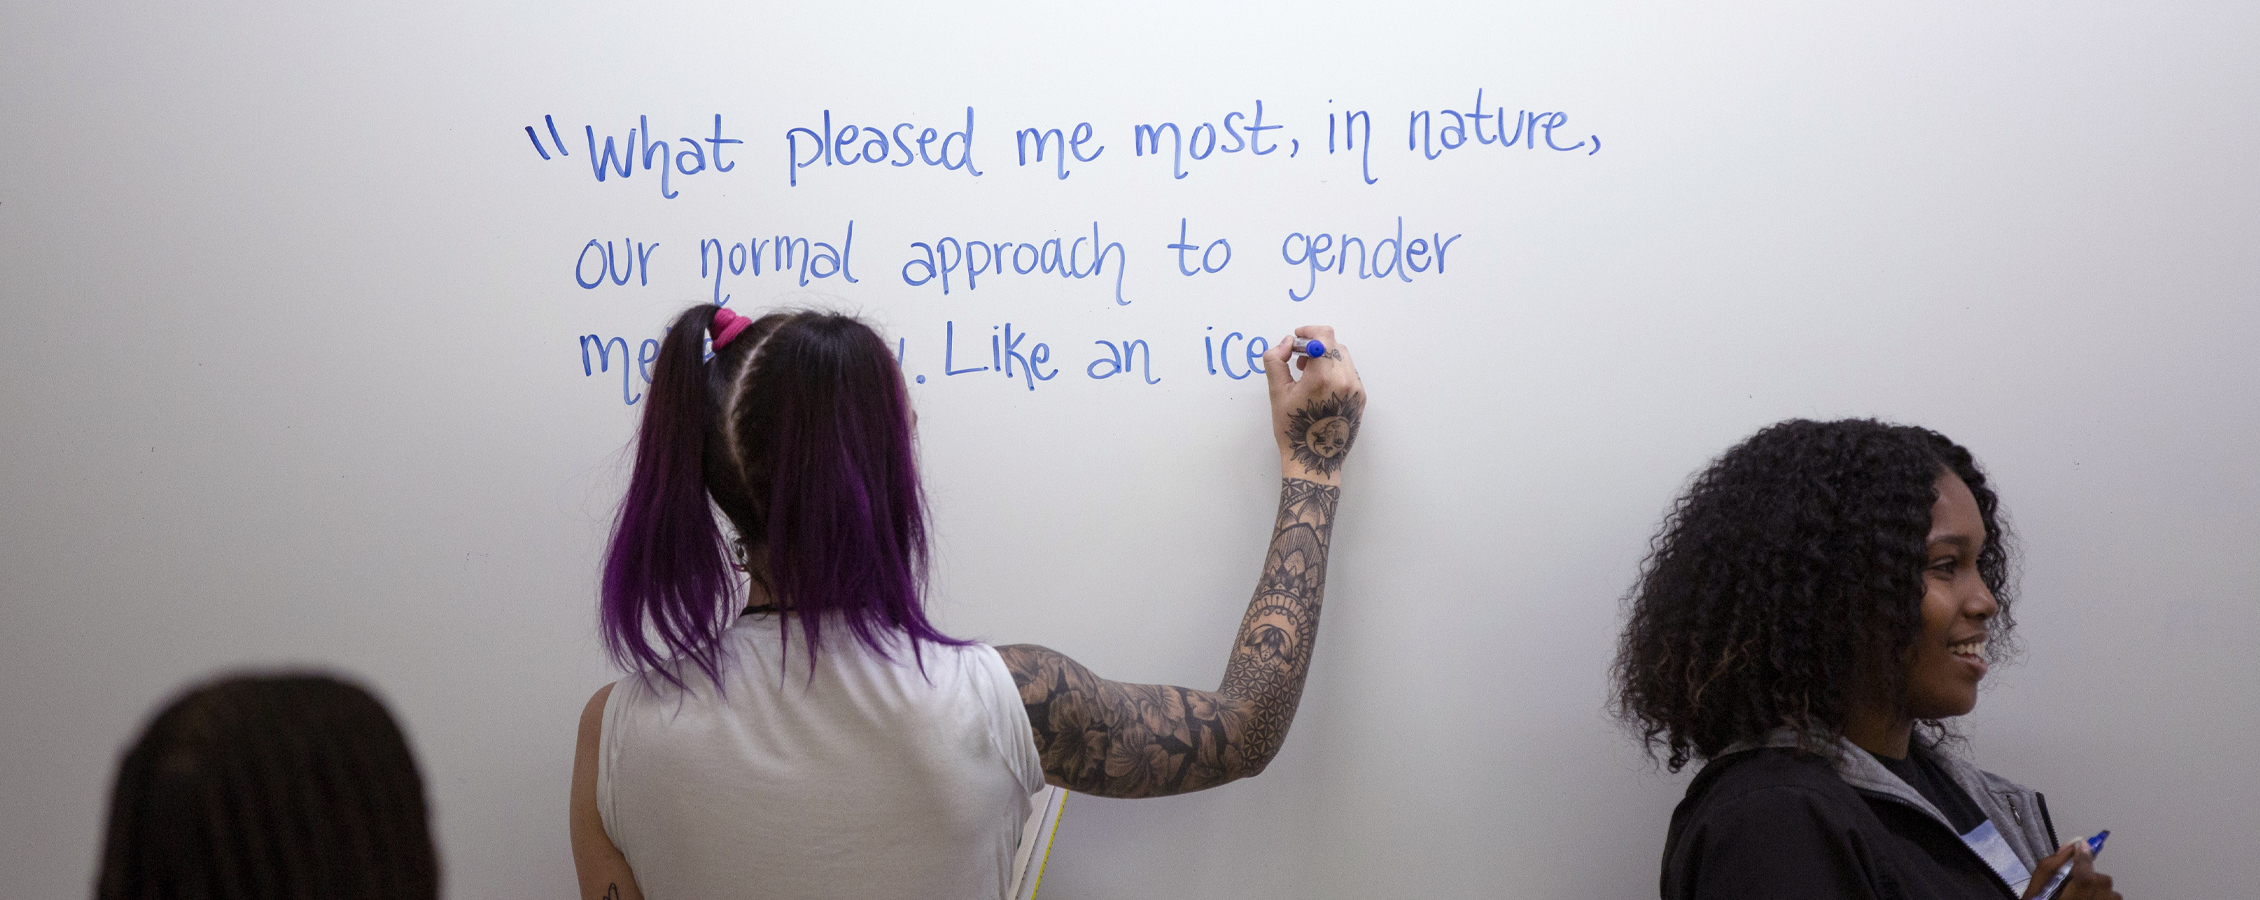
597, 615, 1046, 900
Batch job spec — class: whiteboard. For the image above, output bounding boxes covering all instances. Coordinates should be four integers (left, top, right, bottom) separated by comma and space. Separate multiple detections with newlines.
4, 1, 2256, 896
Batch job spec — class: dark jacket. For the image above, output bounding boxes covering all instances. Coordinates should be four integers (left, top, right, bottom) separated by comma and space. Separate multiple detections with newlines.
1661, 733, 2060, 900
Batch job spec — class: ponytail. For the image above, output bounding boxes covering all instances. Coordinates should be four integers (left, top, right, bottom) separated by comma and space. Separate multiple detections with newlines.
600, 304, 736, 689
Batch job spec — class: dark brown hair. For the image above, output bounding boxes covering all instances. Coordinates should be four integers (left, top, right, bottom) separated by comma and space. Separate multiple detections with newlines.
96, 673, 438, 900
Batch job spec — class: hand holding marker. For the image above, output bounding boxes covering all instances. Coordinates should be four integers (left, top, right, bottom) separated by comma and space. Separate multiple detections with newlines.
2035, 831, 2109, 900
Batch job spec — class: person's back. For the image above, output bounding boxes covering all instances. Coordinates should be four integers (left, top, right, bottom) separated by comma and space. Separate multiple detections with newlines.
571, 306, 1368, 899
597, 615, 1040, 900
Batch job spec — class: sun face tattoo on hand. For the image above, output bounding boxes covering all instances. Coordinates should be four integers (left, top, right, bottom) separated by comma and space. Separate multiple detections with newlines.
1285, 392, 1363, 477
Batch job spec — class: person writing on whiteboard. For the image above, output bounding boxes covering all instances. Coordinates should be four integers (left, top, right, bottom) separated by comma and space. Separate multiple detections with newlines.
569, 306, 1365, 900
1612, 419, 2120, 900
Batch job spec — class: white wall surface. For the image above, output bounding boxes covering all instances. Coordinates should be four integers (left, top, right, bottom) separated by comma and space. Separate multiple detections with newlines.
3, 1, 2255, 896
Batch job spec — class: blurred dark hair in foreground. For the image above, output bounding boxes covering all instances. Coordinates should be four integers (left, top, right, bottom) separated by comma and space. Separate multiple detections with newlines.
97, 672, 438, 900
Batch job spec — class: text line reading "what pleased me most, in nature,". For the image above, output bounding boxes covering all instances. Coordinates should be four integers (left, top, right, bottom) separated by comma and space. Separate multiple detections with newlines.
523, 93, 1601, 194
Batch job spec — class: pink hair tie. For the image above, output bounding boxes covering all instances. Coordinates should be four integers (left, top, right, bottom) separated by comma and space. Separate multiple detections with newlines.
710, 307, 751, 350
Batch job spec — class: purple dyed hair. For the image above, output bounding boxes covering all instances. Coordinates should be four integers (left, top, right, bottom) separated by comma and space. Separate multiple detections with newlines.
600, 305, 966, 689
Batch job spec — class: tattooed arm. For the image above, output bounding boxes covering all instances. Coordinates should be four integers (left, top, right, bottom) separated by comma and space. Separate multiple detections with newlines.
998, 326, 1365, 799
997, 480, 1342, 797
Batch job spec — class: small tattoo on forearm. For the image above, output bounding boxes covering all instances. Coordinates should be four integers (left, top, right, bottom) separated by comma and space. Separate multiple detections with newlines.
1285, 392, 1363, 476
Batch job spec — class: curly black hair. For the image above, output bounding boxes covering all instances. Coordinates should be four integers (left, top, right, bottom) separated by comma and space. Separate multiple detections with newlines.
1611, 419, 2016, 772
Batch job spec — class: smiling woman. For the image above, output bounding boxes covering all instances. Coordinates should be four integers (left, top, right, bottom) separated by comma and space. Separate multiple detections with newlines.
1611, 419, 2121, 900
1850, 471, 2002, 750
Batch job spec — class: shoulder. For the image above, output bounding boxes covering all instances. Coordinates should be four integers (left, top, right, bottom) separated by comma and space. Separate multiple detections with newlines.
577, 683, 617, 752
1673, 749, 1872, 837
571, 684, 618, 825
990, 643, 1062, 697
886, 640, 1027, 715
1692, 748, 1858, 802
900, 638, 1011, 682
956, 642, 1029, 707
991, 642, 1079, 688
1663, 750, 1889, 899
582, 683, 615, 721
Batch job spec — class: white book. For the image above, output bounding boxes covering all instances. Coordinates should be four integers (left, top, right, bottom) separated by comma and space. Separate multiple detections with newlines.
1008, 786, 1067, 900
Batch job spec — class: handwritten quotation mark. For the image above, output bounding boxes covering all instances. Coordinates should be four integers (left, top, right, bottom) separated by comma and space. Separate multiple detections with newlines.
524, 115, 569, 160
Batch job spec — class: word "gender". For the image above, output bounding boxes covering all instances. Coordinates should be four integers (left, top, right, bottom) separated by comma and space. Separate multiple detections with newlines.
1281, 217, 1463, 301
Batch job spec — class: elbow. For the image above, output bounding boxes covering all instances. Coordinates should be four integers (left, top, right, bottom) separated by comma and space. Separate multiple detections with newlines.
1216, 697, 1291, 783
1229, 734, 1288, 782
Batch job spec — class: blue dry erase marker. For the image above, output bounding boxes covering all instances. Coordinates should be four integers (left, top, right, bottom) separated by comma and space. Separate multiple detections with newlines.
1286, 338, 1327, 358
2037, 830, 2109, 899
